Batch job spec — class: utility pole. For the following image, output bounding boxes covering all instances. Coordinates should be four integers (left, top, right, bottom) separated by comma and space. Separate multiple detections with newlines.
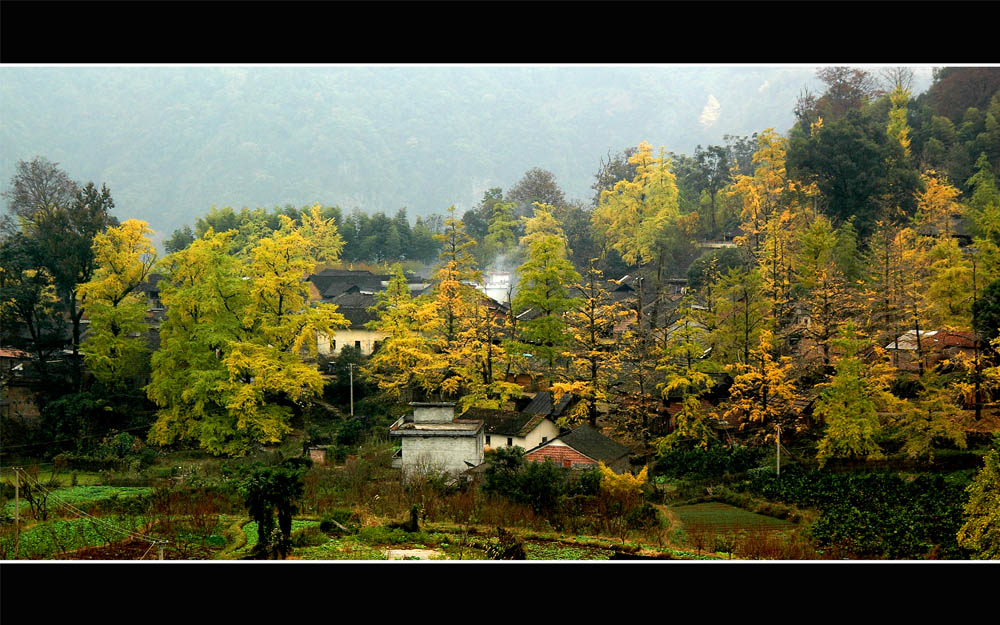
14, 467, 20, 559
776, 426, 781, 477
972, 249, 982, 420
347, 363, 356, 417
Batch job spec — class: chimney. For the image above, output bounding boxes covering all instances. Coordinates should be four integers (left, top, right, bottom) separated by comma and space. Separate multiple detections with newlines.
410, 402, 456, 424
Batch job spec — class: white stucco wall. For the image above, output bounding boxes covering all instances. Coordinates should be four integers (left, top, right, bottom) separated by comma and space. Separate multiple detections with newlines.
401, 432, 484, 479
413, 404, 456, 423
483, 419, 560, 452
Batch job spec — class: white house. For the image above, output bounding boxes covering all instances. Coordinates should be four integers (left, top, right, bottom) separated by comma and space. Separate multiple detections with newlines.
461, 407, 560, 452
389, 402, 485, 479
316, 289, 388, 357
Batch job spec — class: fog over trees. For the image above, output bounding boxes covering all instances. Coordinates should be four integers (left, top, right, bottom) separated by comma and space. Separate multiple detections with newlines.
2, 65, 874, 248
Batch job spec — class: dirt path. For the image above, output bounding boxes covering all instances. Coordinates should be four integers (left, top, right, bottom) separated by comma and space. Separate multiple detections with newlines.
385, 548, 440, 560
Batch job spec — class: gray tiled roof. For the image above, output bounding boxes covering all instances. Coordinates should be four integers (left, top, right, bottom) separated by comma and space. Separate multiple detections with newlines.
522, 391, 576, 418
553, 424, 629, 464
328, 289, 378, 328
461, 407, 549, 437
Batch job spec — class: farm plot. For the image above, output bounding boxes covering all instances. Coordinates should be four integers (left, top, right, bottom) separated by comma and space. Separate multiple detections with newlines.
4, 485, 154, 517
671, 502, 796, 533
670, 502, 804, 558
523, 540, 614, 560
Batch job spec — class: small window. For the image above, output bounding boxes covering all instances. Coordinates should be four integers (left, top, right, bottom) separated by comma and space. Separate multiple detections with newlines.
355, 340, 362, 350
485, 435, 491, 445
507, 437, 513, 446
541, 436, 548, 443
331, 339, 336, 350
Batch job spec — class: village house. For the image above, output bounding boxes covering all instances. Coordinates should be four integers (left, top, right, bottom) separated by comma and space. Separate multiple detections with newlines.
0, 347, 30, 377
524, 423, 631, 473
0, 364, 42, 422
307, 268, 430, 358
316, 288, 386, 357
885, 329, 977, 372
460, 406, 560, 452
389, 402, 485, 479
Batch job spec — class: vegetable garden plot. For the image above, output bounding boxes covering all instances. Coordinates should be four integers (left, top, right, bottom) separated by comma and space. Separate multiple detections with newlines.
671, 502, 796, 534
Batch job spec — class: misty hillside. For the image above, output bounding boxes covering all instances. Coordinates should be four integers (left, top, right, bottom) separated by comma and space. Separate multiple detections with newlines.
0, 65, 931, 244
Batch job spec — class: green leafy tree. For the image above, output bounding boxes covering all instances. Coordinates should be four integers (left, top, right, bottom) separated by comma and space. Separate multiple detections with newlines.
655, 296, 716, 453
682, 144, 732, 238
891, 371, 968, 462
973, 279, 1000, 346
0, 234, 65, 373
814, 325, 898, 467
482, 199, 519, 267
512, 204, 581, 385
3, 159, 119, 358
480, 446, 567, 514
164, 225, 195, 253
796, 214, 854, 368
967, 153, 1000, 286
957, 447, 1000, 559
506, 167, 567, 221
236, 458, 311, 559
709, 265, 771, 366
788, 111, 919, 240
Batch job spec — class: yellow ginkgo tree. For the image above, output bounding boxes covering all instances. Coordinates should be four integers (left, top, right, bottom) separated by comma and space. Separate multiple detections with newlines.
365, 263, 443, 401
721, 329, 800, 443
598, 462, 649, 544
552, 261, 627, 427
78, 219, 157, 388
147, 210, 349, 456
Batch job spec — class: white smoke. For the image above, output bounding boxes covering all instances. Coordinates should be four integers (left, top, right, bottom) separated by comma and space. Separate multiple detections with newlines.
699, 94, 721, 127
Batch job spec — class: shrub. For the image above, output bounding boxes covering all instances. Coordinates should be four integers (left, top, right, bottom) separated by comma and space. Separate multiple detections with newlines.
655, 444, 766, 480
626, 502, 661, 530
328, 445, 350, 464
336, 418, 367, 447
480, 447, 568, 513
483, 527, 526, 560
291, 525, 329, 548
235, 458, 312, 559
570, 467, 602, 496
741, 465, 972, 558
357, 525, 425, 546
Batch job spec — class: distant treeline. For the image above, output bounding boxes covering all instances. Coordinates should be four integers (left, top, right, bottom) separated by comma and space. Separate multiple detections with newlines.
165, 204, 443, 266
